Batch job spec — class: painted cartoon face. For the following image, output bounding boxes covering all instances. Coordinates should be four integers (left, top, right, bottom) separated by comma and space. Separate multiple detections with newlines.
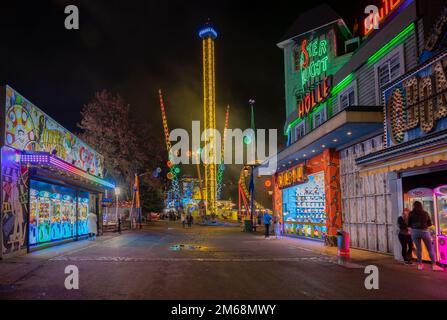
16, 129, 26, 147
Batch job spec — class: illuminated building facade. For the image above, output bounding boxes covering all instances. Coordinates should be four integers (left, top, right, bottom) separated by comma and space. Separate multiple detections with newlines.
0, 86, 114, 258
266, 0, 447, 261
199, 24, 218, 215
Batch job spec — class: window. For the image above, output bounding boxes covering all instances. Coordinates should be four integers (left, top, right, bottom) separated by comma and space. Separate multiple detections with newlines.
374, 46, 404, 104
338, 81, 357, 111
313, 105, 327, 129
294, 121, 306, 142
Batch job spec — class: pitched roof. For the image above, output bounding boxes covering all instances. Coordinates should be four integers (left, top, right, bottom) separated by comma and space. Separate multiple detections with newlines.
278, 3, 346, 46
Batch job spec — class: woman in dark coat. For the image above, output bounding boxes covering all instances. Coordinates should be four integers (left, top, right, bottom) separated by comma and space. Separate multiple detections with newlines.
397, 208, 412, 264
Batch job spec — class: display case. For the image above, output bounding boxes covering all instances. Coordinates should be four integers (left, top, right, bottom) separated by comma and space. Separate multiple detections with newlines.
61, 195, 76, 238
434, 185, 447, 265
77, 194, 90, 236
29, 180, 79, 246
282, 172, 327, 240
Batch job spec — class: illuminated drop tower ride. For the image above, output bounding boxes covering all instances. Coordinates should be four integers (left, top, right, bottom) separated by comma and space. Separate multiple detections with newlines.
199, 23, 218, 215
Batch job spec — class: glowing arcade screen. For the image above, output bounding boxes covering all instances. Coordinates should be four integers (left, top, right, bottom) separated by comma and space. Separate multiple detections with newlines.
29, 180, 90, 246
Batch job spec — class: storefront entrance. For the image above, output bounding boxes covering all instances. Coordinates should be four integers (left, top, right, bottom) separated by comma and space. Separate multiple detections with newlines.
402, 169, 447, 265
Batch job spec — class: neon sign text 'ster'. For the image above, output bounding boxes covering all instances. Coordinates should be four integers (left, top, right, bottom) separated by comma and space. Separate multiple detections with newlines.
299, 38, 329, 88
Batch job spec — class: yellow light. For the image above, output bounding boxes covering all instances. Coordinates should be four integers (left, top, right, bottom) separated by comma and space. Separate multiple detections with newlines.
201, 32, 217, 214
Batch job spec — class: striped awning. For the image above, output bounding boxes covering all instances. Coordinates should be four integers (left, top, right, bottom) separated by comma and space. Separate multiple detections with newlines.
359, 148, 447, 177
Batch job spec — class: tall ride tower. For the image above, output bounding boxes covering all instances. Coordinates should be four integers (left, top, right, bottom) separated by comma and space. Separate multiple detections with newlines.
199, 23, 218, 215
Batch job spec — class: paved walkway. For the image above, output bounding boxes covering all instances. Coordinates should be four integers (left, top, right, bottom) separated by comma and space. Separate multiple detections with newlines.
0, 220, 446, 299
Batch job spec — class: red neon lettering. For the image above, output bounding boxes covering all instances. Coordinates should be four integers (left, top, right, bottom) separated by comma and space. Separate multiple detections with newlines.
301, 39, 309, 69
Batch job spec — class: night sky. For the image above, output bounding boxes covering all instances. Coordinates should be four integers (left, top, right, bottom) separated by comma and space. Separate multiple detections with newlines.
0, 0, 370, 199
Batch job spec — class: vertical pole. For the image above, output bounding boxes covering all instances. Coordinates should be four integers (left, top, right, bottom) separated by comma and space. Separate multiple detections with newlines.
75, 190, 79, 241
249, 166, 254, 228
248, 99, 256, 231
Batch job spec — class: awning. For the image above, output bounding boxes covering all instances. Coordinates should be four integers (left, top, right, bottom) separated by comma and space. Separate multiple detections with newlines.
271, 106, 384, 173
357, 129, 447, 176
359, 148, 447, 177
21, 152, 115, 189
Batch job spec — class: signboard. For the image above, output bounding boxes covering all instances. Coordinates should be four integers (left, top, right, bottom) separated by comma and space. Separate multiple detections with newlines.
384, 51, 447, 146
297, 76, 331, 118
4, 86, 105, 177
277, 164, 307, 189
364, 0, 404, 36
295, 37, 329, 87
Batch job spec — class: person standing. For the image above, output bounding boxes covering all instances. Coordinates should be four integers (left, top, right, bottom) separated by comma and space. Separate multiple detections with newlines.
263, 210, 272, 239
179, 206, 186, 228
87, 212, 98, 240
408, 201, 443, 271
273, 213, 281, 239
187, 213, 193, 228
397, 208, 412, 264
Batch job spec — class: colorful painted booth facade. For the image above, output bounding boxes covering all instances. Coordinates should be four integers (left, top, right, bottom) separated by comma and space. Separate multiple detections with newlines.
0, 86, 114, 258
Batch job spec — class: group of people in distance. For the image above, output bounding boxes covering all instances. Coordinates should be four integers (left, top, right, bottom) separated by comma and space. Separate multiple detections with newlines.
178, 206, 194, 228
398, 201, 444, 271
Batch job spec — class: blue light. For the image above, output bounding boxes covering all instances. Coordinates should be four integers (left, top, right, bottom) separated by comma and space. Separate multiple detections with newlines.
199, 27, 218, 39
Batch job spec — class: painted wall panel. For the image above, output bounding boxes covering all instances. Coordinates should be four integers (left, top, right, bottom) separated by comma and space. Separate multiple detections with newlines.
4, 86, 104, 177
1, 146, 29, 256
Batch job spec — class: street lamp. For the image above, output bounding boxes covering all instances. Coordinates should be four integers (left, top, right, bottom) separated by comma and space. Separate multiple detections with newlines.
247, 98, 257, 231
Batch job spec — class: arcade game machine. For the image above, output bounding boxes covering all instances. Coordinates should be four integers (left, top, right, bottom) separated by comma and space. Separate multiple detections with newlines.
77, 193, 90, 236
50, 192, 62, 240
61, 194, 76, 239
29, 188, 39, 245
434, 185, 447, 265
38, 190, 51, 243
404, 188, 435, 262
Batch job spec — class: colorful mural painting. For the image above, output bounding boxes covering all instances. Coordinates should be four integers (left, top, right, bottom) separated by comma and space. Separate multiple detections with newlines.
2, 147, 29, 255
4, 86, 104, 177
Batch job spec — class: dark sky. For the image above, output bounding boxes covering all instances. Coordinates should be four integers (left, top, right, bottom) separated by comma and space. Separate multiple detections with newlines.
0, 0, 368, 200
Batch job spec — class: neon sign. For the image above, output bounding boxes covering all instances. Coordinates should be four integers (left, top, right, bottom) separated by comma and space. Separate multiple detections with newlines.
385, 52, 447, 146
277, 164, 306, 189
364, 0, 403, 35
294, 38, 329, 88
298, 77, 331, 119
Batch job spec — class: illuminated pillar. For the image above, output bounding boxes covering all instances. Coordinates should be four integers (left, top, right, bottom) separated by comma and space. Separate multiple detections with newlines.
199, 24, 218, 215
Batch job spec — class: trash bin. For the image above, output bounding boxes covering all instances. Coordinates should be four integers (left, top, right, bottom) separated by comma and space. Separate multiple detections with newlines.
244, 219, 253, 232
337, 230, 350, 258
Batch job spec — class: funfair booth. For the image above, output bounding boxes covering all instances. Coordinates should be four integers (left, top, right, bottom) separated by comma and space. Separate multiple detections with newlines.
0, 86, 115, 258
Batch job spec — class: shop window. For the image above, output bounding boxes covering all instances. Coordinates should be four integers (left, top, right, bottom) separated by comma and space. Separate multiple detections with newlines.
374, 46, 404, 104
313, 105, 327, 129
28, 180, 90, 246
338, 81, 357, 112
294, 121, 306, 142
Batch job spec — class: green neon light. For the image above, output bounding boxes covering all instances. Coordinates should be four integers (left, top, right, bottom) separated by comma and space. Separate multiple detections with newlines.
367, 22, 415, 65
331, 73, 354, 95
285, 73, 354, 136
285, 23, 414, 137
300, 38, 329, 87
